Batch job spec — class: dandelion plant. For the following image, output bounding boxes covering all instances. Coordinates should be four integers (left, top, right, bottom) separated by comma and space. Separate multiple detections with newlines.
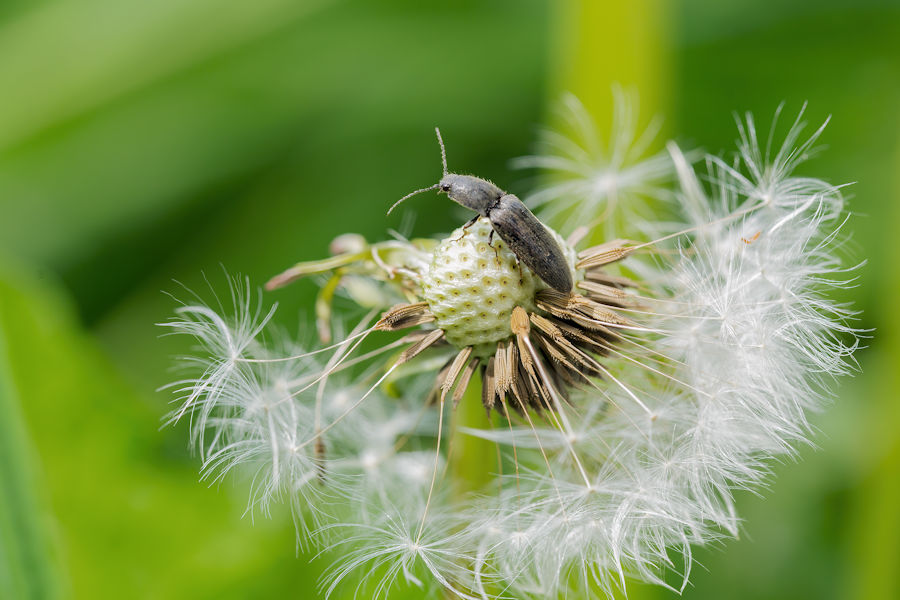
160, 97, 860, 599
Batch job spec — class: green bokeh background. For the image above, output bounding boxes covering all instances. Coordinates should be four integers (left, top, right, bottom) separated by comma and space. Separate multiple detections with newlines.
1, 1, 897, 598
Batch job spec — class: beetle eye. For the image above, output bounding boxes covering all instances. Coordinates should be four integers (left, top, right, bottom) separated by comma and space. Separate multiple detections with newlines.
440, 183, 451, 192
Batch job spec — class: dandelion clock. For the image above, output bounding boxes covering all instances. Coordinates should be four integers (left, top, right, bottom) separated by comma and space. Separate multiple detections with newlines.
160, 96, 860, 599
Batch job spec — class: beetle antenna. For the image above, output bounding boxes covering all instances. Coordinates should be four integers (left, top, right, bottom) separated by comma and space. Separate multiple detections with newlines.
387, 183, 439, 215
435, 127, 448, 176
388, 129, 447, 216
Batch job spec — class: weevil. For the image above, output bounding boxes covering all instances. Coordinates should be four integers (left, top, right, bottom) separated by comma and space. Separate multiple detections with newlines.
388, 128, 574, 294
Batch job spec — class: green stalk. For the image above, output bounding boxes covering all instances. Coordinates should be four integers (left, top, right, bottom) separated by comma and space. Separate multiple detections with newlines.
0, 307, 63, 599
548, 0, 672, 123
448, 373, 495, 500
444, 376, 501, 600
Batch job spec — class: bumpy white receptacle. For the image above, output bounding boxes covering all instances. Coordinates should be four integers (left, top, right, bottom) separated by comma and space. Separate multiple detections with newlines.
421, 217, 574, 357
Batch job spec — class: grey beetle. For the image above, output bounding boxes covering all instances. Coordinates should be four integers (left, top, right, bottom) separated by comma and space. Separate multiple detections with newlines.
388, 129, 573, 294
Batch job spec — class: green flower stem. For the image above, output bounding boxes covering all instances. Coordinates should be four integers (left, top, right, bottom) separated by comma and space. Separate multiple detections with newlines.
548, 0, 672, 123
449, 373, 495, 500
0, 285, 63, 600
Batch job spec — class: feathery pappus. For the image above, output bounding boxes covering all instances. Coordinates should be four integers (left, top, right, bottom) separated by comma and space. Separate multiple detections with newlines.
160, 96, 860, 599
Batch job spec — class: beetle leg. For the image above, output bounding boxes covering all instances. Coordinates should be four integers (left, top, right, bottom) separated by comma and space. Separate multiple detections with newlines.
488, 229, 523, 275
488, 229, 502, 260
451, 215, 479, 242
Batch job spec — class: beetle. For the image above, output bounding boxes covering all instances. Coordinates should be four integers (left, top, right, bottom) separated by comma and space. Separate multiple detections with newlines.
388, 128, 573, 294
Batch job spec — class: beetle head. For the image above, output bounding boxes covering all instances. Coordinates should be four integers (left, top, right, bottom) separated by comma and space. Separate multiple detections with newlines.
438, 174, 502, 215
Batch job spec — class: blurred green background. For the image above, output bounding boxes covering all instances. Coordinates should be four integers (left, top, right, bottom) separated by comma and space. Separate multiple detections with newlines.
1, 0, 897, 598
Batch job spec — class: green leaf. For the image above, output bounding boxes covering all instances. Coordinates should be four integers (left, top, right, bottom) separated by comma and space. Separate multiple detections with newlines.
0, 281, 63, 600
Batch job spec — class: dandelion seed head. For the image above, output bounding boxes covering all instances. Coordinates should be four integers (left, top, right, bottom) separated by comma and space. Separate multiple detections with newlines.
161, 98, 860, 599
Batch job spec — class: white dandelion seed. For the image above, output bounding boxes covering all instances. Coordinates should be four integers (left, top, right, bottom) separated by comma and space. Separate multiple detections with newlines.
513, 88, 677, 239
161, 100, 859, 599
158, 275, 277, 430
318, 507, 478, 600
